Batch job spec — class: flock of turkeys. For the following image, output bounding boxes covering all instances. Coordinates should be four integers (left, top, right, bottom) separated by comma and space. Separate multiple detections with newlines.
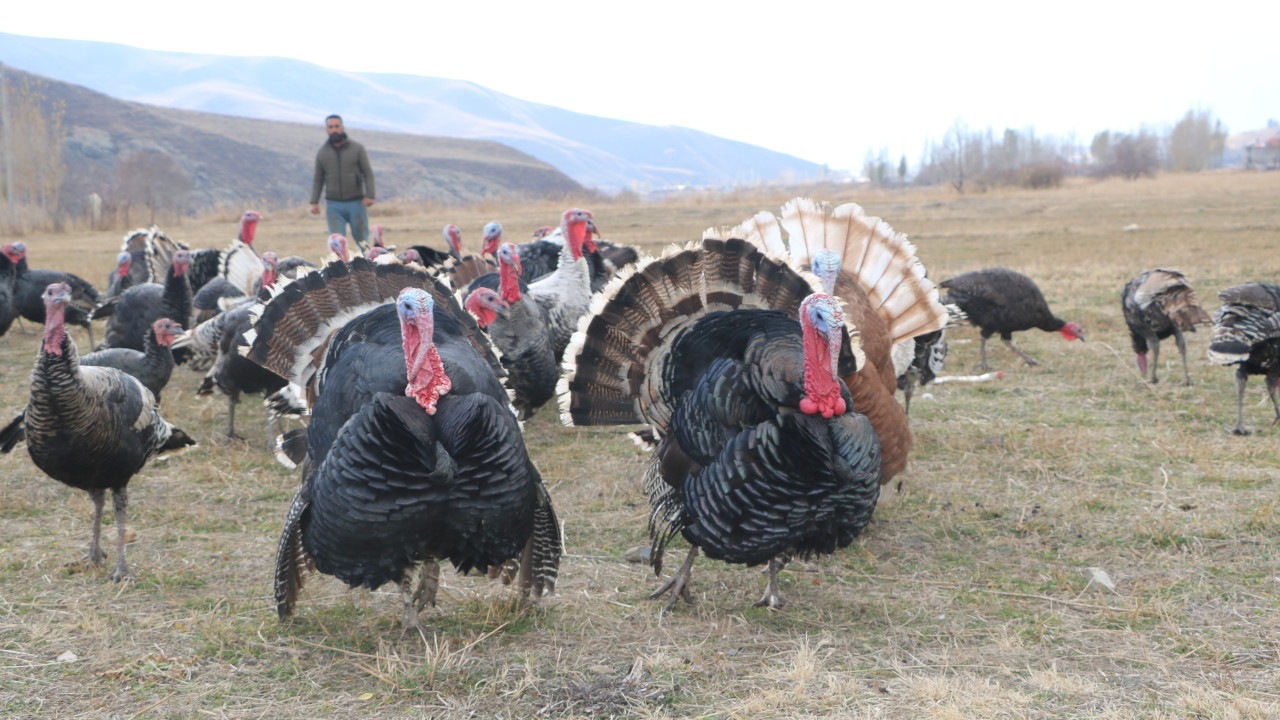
1, 199, 1277, 630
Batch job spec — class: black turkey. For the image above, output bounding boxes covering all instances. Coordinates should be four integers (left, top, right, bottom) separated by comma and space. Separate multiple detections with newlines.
2, 241, 102, 345
404, 223, 464, 270
79, 317, 181, 401
105, 251, 134, 299
939, 267, 1084, 370
1121, 268, 1211, 385
0, 284, 194, 581
1208, 282, 1280, 435
560, 238, 881, 610
242, 258, 561, 630
461, 241, 558, 419
94, 250, 192, 352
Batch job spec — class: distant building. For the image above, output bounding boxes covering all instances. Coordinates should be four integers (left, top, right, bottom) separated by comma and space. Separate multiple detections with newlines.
1225, 120, 1280, 169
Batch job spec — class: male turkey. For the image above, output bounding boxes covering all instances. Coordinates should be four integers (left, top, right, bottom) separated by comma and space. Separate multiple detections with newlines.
939, 267, 1084, 370
2, 241, 102, 345
405, 224, 465, 270
105, 251, 134, 299
79, 317, 182, 402
1121, 268, 1211, 385
242, 258, 561, 630
1207, 282, 1280, 435
509, 219, 636, 291
462, 241, 558, 419
94, 250, 192, 352
715, 198, 949, 484
0, 284, 195, 581
560, 238, 881, 610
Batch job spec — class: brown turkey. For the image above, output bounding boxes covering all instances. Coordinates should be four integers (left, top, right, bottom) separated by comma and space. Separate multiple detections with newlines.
939, 267, 1084, 370
1207, 282, 1280, 435
560, 238, 881, 610
0, 284, 195, 581
1121, 268, 1211, 385
712, 198, 949, 487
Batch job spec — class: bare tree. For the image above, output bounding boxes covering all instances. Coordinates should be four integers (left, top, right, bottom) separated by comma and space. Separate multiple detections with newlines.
1167, 109, 1227, 172
0, 75, 67, 232
935, 118, 971, 193
116, 149, 192, 225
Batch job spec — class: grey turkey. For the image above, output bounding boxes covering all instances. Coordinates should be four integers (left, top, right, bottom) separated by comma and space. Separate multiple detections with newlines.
560, 237, 882, 610
93, 250, 192, 352
0, 283, 195, 581
939, 267, 1084, 370
1121, 268, 1211, 385
191, 251, 280, 327
1207, 282, 1280, 435
241, 257, 561, 630
79, 317, 182, 402
2, 241, 102, 346
461, 241, 558, 419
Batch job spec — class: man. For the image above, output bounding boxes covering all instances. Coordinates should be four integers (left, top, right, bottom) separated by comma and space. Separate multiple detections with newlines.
309, 114, 376, 251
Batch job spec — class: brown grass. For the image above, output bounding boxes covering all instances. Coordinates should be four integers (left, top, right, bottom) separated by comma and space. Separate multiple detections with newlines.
2, 171, 1280, 718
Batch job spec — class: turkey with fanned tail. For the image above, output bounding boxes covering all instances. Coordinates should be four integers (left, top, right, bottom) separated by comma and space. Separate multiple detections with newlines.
241, 257, 561, 631
559, 237, 881, 610
709, 198, 950, 485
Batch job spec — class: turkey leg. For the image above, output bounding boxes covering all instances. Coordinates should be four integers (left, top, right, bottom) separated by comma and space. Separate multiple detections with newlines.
753, 554, 792, 609
109, 488, 132, 582
1173, 329, 1191, 386
1267, 374, 1280, 426
1147, 336, 1161, 383
651, 546, 698, 613
1231, 368, 1251, 435
1002, 337, 1039, 367
83, 488, 108, 568
401, 561, 441, 633
977, 336, 991, 372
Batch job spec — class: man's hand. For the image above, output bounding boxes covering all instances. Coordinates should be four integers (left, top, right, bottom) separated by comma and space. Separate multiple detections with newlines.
309, 203, 320, 215
362, 197, 375, 208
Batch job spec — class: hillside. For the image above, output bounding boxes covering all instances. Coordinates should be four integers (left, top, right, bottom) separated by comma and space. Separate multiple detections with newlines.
5, 65, 583, 215
0, 32, 826, 191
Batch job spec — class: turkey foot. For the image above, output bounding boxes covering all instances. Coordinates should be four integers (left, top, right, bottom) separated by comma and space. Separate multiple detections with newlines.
401, 562, 440, 634
108, 489, 133, 582
109, 558, 133, 583
753, 555, 791, 609
650, 546, 698, 613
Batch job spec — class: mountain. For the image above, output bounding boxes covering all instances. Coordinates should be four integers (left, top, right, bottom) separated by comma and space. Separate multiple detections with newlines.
0, 32, 825, 191
1, 65, 582, 213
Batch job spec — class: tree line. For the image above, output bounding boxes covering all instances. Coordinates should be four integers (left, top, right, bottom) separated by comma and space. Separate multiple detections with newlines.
863, 108, 1230, 193
0, 71, 192, 236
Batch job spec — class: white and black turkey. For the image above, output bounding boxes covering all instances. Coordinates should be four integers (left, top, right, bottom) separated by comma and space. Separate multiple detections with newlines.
1207, 282, 1280, 435
528, 208, 595, 363
241, 258, 561, 630
0, 284, 195, 581
560, 238, 881, 610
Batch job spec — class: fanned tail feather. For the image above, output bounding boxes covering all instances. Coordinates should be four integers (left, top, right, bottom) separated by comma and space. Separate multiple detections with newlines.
241, 257, 502, 401
557, 237, 837, 433
441, 255, 498, 293
274, 484, 313, 620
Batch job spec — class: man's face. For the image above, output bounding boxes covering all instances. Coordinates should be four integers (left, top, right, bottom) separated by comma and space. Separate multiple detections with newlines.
326, 118, 344, 140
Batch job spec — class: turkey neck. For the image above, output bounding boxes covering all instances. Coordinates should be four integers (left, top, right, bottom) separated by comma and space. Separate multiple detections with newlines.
402, 311, 451, 415
34, 307, 83, 410
800, 320, 845, 418
1038, 315, 1067, 333
240, 216, 257, 245
161, 267, 191, 323
499, 259, 522, 304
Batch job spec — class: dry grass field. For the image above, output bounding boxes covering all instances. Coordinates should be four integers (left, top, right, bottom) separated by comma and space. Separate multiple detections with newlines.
2, 171, 1280, 718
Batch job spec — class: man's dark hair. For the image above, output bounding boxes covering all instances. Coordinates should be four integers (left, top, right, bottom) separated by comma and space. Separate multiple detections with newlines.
326, 114, 343, 123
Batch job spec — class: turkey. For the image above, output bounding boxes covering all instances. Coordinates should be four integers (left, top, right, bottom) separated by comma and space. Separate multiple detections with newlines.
404, 224, 464, 270
79, 317, 182, 401
191, 251, 279, 326
0, 243, 16, 336
506, 219, 636, 291
241, 258, 560, 629
195, 302, 288, 442
560, 238, 881, 610
715, 198, 949, 484
2, 241, 103, 345
528, 208, 595, 362
462, 242, 558, 419
484, 221, 561, 283
105, 251, 134, 299
94, 250, 192, 352
0, 283, 195, 581
1121, 268, 1211, 385
1207, 282, 1280, 435
896, 304, 968, 415
939, 267, 1084, 370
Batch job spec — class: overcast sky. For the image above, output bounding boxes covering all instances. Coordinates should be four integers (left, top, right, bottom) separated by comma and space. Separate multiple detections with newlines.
7, 1, 1278, 171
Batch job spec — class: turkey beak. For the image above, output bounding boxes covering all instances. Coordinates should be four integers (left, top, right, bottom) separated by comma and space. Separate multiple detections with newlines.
495, 298, 511, 317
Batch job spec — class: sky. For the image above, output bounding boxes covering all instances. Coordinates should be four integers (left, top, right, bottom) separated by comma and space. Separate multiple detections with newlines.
5, 1, 1279, 171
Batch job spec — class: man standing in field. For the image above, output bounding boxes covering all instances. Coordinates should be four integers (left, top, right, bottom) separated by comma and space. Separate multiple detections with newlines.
309, 114, 376, 251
